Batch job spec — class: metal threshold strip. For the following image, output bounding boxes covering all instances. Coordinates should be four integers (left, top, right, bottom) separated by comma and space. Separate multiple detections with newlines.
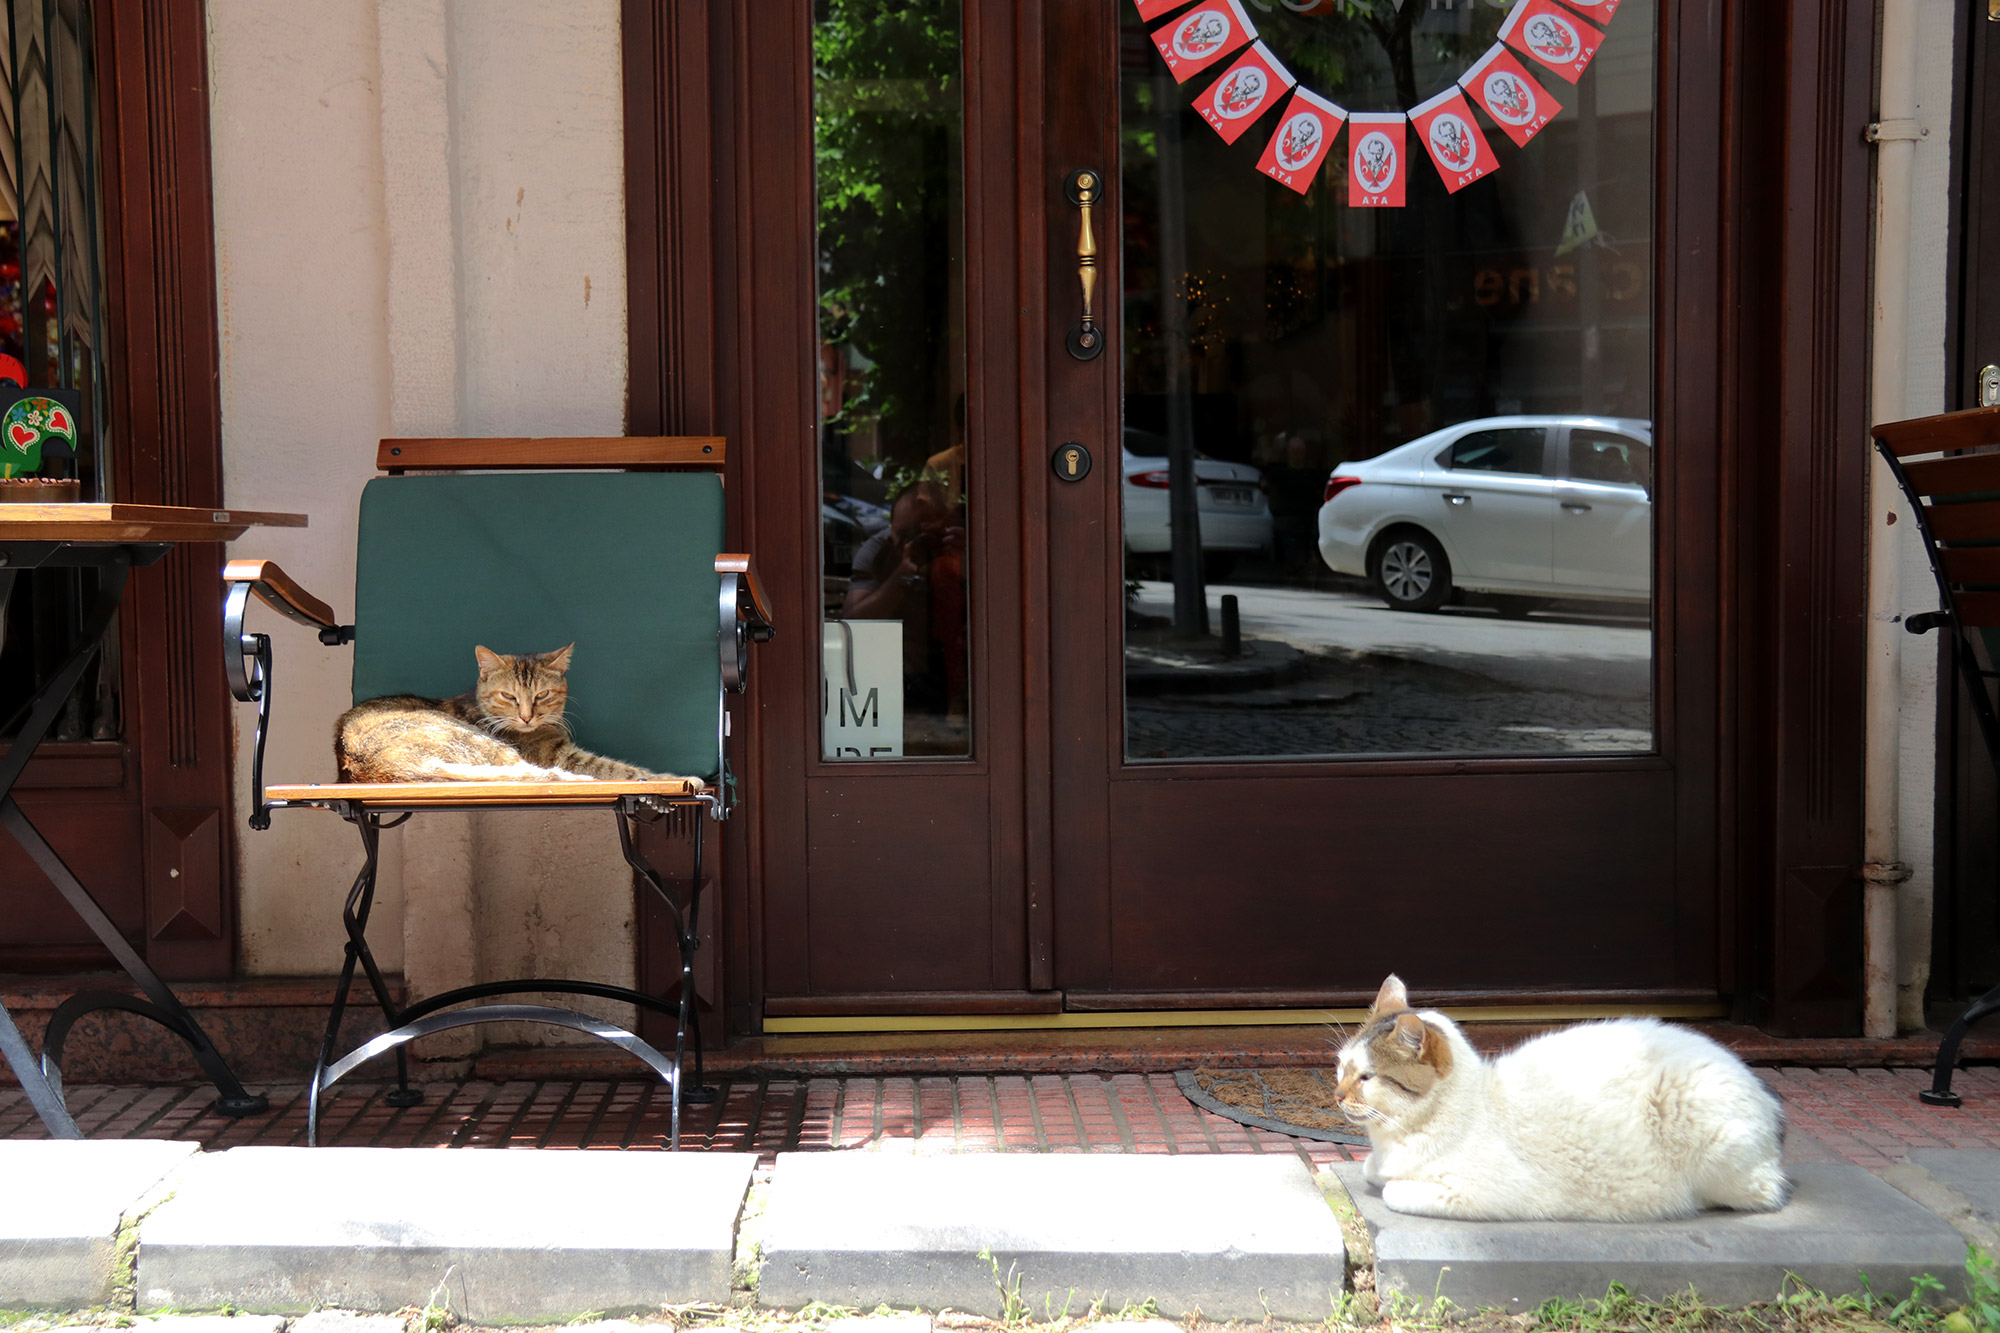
761, 1002, 1731, 1034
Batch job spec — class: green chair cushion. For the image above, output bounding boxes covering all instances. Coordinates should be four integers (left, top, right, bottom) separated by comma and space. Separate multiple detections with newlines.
351, 471, 723, 781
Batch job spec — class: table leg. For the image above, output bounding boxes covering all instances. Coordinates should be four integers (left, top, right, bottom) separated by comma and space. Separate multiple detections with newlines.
0, 994, 79, 1137
0, 799, 267, 1118
0, 552, 265, 1128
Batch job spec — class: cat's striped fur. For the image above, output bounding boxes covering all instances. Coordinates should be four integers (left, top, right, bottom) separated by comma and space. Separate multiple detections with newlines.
336, 644, 665, 783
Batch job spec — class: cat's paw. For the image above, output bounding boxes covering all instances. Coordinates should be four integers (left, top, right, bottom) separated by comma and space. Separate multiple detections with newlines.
1362, 1154, 1386, 1188
1380, 1179, 1466, 1218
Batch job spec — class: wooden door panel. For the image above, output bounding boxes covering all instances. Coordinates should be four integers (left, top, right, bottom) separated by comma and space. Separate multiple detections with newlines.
0, 795, 143, 957
788, 774, 1009, 995
1095, 769, 1683, 992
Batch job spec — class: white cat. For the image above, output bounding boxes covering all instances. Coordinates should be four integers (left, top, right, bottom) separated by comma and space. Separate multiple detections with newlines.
1334, 975, 1791, 1222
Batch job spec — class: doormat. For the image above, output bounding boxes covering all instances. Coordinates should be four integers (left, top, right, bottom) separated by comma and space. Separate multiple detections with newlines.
1174, 1067, 1371, 1146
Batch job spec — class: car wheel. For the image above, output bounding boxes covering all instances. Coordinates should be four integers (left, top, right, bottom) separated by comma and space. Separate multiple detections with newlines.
1370, 530, 1451, 612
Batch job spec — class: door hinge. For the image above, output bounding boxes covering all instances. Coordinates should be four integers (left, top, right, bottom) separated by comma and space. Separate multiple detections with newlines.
1863, 119, 1928, 143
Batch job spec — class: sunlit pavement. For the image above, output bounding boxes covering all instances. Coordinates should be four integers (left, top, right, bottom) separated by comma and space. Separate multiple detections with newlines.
1130, 579, 1651, 699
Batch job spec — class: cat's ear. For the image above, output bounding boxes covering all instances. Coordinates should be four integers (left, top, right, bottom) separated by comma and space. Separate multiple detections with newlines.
1370, 974, 1410, 1019
1417, 1018, 1454, 1076
546, 643, 575, 672
473, 645, 504, 676
1389, 1012, 1454, 1076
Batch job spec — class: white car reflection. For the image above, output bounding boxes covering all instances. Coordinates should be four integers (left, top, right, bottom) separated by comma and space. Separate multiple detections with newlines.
1122, 427, 1273, 578
1316, 415, 1652, 612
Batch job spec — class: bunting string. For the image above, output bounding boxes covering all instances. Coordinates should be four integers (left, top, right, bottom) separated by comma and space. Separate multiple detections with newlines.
1139, 0, 1617, 204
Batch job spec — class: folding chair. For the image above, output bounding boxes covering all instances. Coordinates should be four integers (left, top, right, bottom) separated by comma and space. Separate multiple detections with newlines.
1871, 406, 2000, 1107
222, 437, 772, 1146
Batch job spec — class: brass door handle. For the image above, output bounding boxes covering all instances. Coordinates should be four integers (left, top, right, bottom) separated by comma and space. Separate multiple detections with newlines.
1064, 168, 1104, 361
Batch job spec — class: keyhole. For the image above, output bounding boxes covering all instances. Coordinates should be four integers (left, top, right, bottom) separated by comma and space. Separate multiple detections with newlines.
1066, 450, 1080, 474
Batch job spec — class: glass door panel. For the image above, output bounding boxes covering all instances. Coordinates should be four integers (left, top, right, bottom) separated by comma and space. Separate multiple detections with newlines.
1120, 0, 1655, 761
814, 0, 972, 761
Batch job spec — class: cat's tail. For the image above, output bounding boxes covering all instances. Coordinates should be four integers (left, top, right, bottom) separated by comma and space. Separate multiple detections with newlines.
553, 749, 661, 782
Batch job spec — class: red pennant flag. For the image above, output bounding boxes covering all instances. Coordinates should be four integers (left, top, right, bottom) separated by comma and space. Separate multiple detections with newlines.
1411, 86, 1496, 194
1133, 0, 1197, 21
1460, 43, 1562, 147
1150, 1, 1256, 85
1347, 113, 1407, 208
1196, 42, 1295, 144
1257, 88, 1346, 194
1498, 0, 1605, 84
1554, 0, 1620, 22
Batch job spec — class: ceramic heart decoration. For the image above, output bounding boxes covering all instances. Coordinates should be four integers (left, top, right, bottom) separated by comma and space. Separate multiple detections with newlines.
6, 423, 33, 452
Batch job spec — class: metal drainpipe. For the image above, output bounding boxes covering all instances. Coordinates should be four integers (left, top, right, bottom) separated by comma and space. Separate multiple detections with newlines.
1862, 0, 1923, 1038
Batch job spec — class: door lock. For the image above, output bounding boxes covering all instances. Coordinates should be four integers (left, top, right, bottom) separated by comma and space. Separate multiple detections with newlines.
1980, 363, 1999, 407
1053, 442, 1092, 481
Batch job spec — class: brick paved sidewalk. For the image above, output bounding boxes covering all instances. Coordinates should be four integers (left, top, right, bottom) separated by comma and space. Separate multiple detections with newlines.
10, 1064, 2000, 1168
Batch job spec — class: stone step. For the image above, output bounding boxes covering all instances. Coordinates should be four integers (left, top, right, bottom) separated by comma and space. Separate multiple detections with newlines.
134, 1146, 757, 1323
1330, 1160, 1969, 1313
757, 1152, 1346, 1321
0, 1139, 202, 1309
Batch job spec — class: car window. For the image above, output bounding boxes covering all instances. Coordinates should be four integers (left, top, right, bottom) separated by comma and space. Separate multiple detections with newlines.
1445, 427, 1546, 475
1569, 429, 1651, 488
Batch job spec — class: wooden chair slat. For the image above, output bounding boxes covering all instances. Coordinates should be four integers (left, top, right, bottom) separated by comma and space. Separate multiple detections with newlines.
377, 437, 726, 473
1940, 548, 2000, 586
1925, 500, 2000, 542
1874, 406, 2000, 458
268, 778, 703, 803
1957, 592, 2000, 629
1900, 451, 2000, 498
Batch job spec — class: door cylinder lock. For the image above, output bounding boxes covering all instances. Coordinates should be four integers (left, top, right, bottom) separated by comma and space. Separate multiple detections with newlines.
1980, 363, 1999, 407
1052, 442, 1092, 481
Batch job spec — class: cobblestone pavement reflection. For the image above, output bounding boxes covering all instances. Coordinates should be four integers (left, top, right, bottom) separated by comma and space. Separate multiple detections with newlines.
1125, 579, 1653, 758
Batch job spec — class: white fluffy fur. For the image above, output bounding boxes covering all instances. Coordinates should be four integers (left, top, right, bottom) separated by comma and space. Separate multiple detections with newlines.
1339, 1001, 1790, 1222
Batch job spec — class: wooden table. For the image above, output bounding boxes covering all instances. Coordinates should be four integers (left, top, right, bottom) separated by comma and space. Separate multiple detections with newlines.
0, 504, 306, 1136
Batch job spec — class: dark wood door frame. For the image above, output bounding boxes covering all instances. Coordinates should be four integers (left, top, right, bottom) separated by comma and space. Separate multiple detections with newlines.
623, 0, 1881, 1038
1932, 0, 2000, 1013
3, 0, 240, 983
1725, 0, 1876, 1035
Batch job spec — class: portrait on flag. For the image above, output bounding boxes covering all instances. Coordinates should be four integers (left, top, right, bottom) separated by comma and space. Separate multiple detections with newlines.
1497, 0, 1605, 84
1459, 43, 1561, 148
1150, 0, 1256, 84
1256, 88, 1346, 195
1197, 41, 1296, 145
1410, 87, 1495, 194
1346, 112, 1406, 208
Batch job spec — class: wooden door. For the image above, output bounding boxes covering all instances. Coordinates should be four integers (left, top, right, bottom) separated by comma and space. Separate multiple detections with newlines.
1040, 0, 1725, 1008
635, 0, 1872, 1034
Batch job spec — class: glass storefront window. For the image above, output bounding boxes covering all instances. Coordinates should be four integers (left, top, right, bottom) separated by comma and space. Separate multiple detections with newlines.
1121, 0, 1655, 761
813, 0, 971, 761
0, 0, 111, 742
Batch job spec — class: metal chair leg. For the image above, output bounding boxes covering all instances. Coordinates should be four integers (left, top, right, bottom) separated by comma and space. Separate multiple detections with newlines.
1922, 978, 2000, 1106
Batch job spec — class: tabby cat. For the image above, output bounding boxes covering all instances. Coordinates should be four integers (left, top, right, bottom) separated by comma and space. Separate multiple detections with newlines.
336, 644, 672, 784
1335, 975, 1790, 1221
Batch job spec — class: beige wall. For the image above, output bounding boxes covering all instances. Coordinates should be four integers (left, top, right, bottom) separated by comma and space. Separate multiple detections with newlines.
210, 0, 633, 1044
1888, 0, 1959, 1030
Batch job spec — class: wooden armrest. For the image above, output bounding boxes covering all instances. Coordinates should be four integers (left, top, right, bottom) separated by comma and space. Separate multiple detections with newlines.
223, 558, 339, 631
716, 553, 774, 627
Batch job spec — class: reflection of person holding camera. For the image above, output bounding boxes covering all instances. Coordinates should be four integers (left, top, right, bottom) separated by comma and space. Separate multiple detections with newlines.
843, 480, 968, 719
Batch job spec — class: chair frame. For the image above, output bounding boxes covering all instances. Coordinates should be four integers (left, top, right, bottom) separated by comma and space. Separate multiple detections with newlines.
1871, 407, 2000, 1107
222, 437, 772, 1147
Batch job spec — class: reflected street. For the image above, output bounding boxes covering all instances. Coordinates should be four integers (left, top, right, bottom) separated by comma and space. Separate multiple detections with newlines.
1124, 580, 1652, 760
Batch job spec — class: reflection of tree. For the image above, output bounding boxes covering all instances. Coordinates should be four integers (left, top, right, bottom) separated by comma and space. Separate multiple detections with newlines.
814, 0, 960, 465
